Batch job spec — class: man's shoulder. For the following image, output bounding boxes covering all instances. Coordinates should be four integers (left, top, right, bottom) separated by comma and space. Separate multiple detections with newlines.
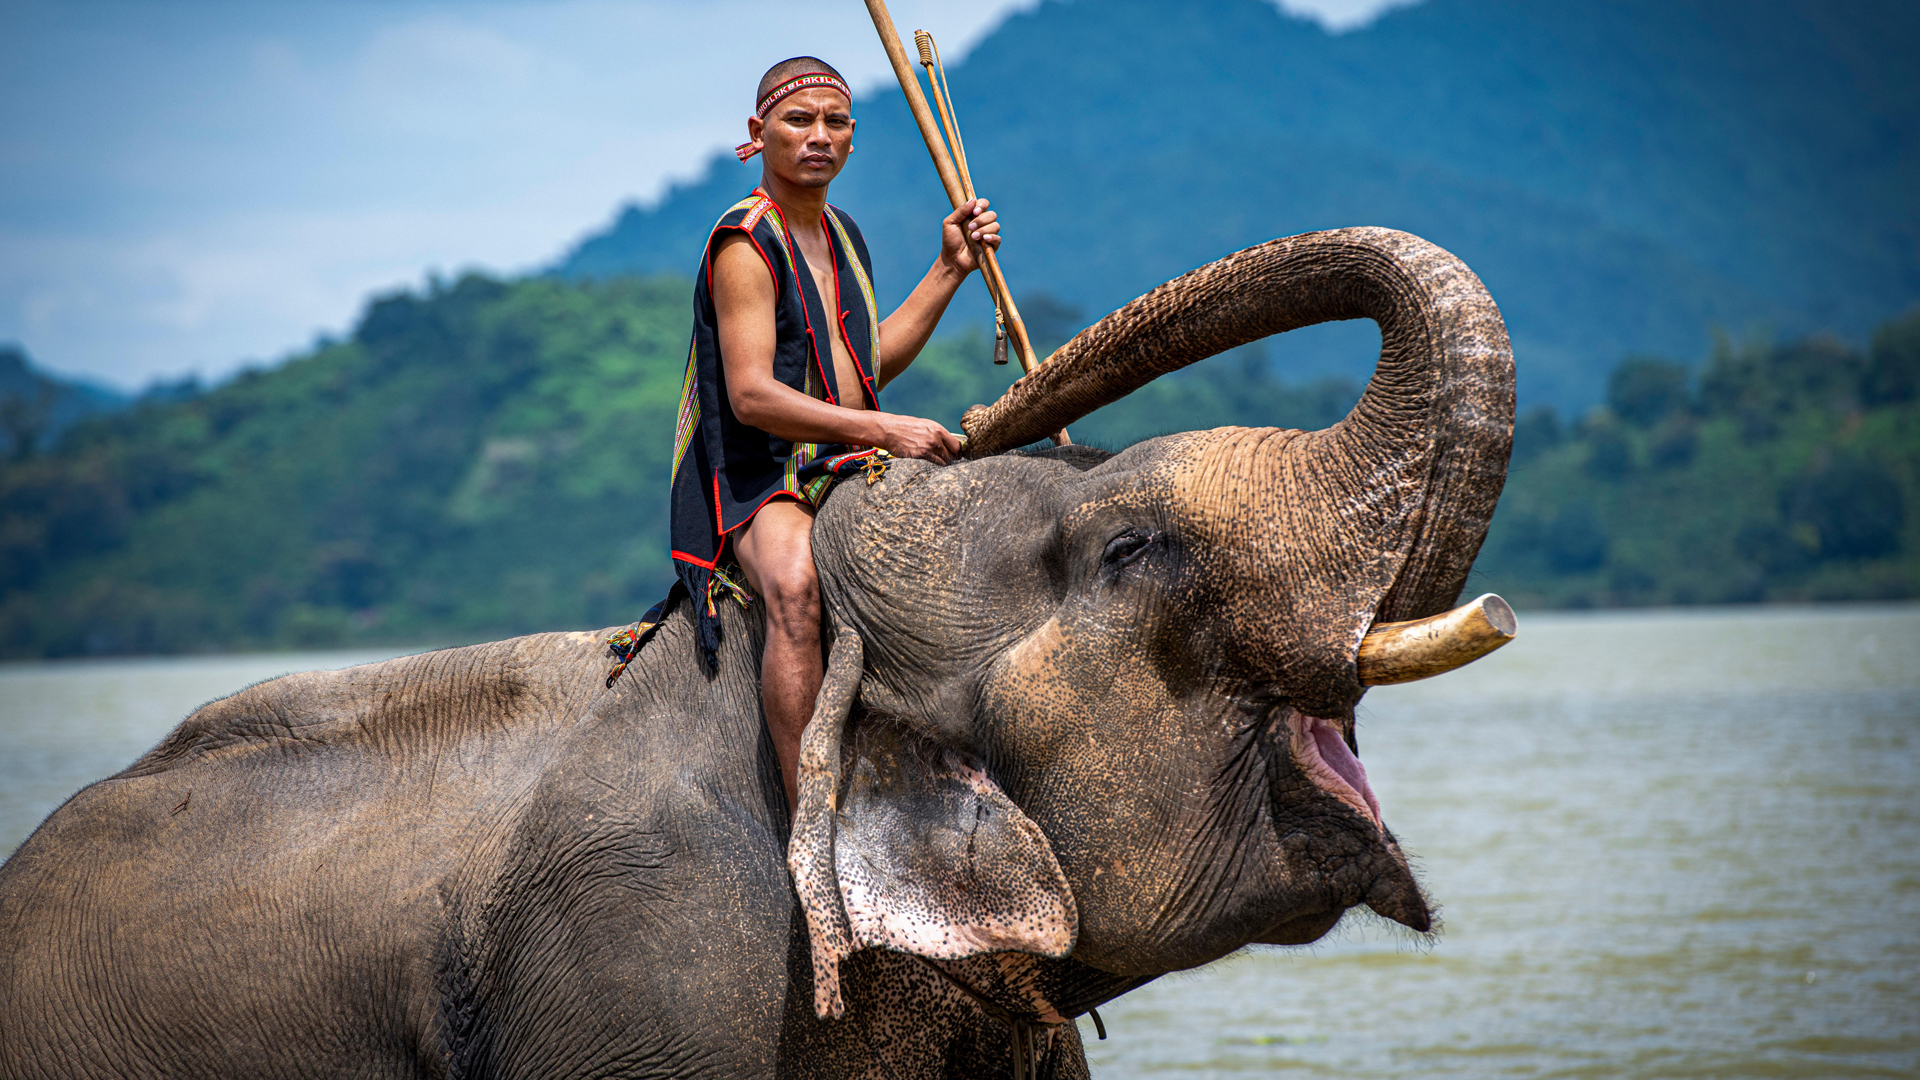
712, 191, 781, 236
704, 192, 794, 279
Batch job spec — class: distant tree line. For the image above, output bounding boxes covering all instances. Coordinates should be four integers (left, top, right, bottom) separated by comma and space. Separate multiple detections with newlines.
1478, 310, 1919, 606
0, 346, 129, 460
0, 276, 1913, 658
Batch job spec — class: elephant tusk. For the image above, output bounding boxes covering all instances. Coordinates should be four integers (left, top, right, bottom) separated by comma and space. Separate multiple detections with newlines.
1357, 593, 1517, 686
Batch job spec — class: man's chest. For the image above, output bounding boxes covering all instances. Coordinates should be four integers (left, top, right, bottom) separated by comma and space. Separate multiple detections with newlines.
791, 231, 867, 408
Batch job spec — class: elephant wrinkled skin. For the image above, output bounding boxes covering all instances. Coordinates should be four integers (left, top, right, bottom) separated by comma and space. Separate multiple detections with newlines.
0, 228, 1514, 1078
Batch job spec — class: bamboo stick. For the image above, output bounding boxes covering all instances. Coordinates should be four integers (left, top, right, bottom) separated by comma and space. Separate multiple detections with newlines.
860, 0, 1047, 380
915, 31, 1044, 376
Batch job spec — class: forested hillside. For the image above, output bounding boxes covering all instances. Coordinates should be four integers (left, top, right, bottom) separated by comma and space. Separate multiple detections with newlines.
559, 0, 1919, 412
0, 347, 128, 458
1482, 312, 1920, 607
5, 0, 1916, 658
0, 276, 692, 657
2, 270, 1913, 658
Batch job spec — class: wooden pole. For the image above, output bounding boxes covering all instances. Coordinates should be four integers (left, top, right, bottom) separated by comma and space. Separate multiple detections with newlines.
915, 32, 1045, 378
860, 0, 1044, 378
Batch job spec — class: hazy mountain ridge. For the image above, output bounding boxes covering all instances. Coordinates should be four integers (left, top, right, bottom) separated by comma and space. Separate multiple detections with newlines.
0, 345, 130, 458
557, 0, 1918, 410
1, 0, 1915, 658
0, 269, 1912, 658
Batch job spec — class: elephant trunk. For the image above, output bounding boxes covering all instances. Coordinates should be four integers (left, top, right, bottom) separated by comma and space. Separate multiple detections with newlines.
960, 227, 1515, 623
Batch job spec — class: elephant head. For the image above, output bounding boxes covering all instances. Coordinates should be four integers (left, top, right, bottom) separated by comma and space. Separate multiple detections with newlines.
789, 227, 1515, 1020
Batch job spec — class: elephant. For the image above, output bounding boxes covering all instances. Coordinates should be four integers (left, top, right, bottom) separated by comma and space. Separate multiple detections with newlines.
0, 226, 1515, 1078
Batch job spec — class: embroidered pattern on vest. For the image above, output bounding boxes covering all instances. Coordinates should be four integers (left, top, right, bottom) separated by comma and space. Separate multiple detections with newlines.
672, 193, 768, 485
671, 341, 700, 481
826, 207, 882, 364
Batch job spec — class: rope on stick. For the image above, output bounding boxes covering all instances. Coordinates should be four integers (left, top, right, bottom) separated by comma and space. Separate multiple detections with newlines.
861, 0, 1067, 444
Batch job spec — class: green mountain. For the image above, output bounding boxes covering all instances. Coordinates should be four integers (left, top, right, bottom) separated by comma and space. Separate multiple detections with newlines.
558, 0, 1919, 412
3, 0, 1916, 658
0, 345, 129, 458
0, 272, 1344, 657
1, 269, 1913, 658
0, 277, 693, 656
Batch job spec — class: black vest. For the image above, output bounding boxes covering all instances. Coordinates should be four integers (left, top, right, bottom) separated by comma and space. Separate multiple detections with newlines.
667, 189, 881, 671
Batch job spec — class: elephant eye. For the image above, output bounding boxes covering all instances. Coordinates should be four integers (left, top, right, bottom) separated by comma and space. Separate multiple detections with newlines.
1101, 529, 1154, 574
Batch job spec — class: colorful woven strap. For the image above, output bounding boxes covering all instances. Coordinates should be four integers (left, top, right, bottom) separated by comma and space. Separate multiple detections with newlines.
604, 592, 675, 689
818, 447, 892, 486
705, 564, 757, 617
602, 564, 762, 688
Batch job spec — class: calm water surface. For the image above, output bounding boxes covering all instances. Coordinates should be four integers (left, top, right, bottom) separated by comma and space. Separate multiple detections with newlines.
2, 605, 1916, 1078
1, 647, 413, 854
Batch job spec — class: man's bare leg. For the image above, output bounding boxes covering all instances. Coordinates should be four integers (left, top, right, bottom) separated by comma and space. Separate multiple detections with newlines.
731, 498, 822, 813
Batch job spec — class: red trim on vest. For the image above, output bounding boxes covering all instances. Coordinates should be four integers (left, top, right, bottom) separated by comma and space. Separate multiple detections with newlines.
772, 207, 838, 406
721, 489, 813, 536
817, 219, 864, 407
707, 206, 781, 307
826, 207, 879, 406
823, 217, 874, 408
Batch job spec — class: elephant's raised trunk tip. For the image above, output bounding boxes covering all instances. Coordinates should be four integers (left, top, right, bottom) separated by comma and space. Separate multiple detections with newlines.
1356, 594, 1517, 686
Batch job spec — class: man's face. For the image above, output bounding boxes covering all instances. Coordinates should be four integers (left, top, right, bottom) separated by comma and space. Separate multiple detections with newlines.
748, 87, 854, 190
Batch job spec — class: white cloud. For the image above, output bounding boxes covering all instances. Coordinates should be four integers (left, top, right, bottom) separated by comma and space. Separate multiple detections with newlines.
0, 0, 1058, 387
1273, 0, 1421, 33
0, 0, 1415, 388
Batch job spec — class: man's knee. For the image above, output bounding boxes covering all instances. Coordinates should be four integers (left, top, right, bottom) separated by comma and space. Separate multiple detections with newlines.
759, 556, 820, 630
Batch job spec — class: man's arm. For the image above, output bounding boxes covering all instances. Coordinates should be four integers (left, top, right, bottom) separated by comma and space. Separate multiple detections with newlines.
873, 199, 1001, 388
714, 233, 959, 463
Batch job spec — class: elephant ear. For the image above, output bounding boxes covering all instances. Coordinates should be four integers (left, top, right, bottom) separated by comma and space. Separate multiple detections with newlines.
833, 724, 1078, 982
788, 627, 864, 1019
786, 628, 1079, 1020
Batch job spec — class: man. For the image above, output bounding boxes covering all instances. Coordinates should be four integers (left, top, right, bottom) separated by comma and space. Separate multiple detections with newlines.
666, 56, 999, 811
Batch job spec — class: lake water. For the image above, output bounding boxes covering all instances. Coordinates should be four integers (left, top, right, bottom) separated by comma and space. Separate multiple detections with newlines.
2, 605, 1917, 1078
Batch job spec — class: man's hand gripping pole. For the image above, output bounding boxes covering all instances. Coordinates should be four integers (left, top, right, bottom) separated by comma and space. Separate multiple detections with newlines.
861, 0, 1068, 447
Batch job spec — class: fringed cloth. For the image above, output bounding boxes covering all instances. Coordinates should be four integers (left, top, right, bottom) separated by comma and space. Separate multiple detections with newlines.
606, 448, 892, 689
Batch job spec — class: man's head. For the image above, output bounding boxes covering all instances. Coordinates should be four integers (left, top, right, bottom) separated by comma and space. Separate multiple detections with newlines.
741, 56, 853, 190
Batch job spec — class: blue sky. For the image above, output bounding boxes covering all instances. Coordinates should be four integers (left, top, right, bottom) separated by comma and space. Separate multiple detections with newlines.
1, 0, 1414, 389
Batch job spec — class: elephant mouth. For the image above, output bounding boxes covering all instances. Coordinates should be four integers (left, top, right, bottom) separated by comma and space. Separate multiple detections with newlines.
1288, 712, 1382, 829
1267, 710, 1433, 937
1253, 907, 1349, 946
